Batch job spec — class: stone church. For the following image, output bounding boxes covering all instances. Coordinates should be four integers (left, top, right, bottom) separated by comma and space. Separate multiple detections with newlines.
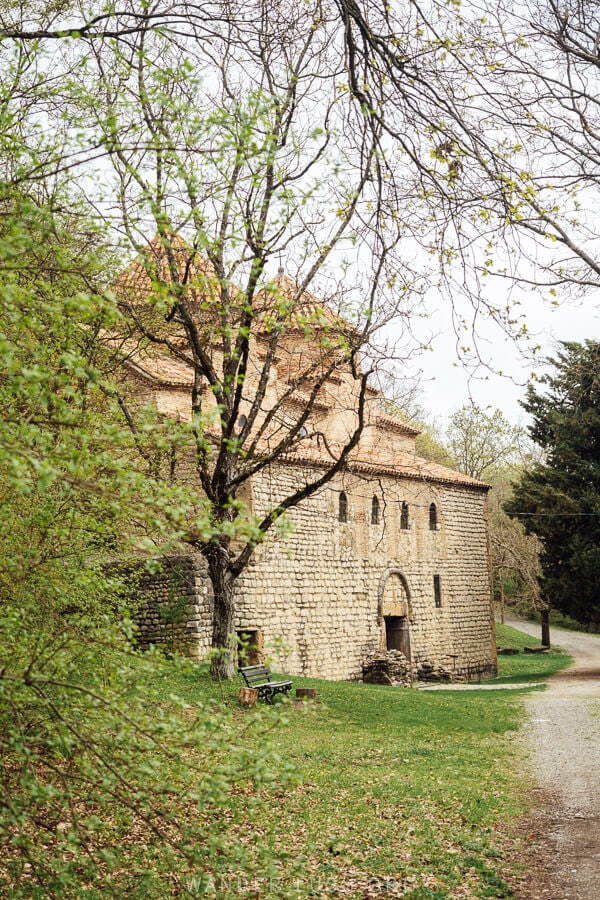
115, 238, 497, 682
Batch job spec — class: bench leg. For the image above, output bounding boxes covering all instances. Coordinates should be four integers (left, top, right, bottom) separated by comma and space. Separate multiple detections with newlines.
257, 685, 292, 703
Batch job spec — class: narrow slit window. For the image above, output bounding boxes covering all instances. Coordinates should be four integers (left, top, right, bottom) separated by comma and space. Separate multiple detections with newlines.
339, 491, 348, 523
371, 495, 380, 525
434, 575, 442, 608
400, 501, 409, 530
429, 502, 438, 531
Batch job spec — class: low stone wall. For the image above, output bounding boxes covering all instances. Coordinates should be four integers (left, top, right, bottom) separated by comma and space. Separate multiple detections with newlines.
115, 556, 213, 658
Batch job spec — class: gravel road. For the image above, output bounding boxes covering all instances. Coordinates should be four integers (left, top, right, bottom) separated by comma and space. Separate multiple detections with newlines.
505, 617, 600, 898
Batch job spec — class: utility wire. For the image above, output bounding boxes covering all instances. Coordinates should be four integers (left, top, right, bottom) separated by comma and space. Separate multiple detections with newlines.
509, 512, 600, 517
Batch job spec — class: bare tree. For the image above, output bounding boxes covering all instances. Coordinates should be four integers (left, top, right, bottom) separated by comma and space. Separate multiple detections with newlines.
513, 1, 600, 283
48, 0, 432, 679
432, 0, 600, 298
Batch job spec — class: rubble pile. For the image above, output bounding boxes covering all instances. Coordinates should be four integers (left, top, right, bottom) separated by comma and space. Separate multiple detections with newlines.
362, 650, 412, 687
416, 658, 454, 682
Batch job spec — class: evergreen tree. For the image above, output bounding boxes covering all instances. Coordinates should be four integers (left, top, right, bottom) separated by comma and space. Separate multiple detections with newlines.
505, 342, 600, 626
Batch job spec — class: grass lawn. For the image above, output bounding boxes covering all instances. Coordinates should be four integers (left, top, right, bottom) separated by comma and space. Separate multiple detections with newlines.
144, 655, 555, 899
1, 624, 575, 897
491, 623, 573, 684
115, 624, 573, 898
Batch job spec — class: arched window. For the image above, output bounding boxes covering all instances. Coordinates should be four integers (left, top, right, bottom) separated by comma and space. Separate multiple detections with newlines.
339, 491, 348, 523
371, 495, 380, 525
429, 502, 438, 531
400, 501, 409, 530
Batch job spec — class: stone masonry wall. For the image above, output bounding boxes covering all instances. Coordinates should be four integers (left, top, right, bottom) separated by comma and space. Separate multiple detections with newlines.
127, 465, 496, 681
232, 463, 496, 682
125, 556, 213, 658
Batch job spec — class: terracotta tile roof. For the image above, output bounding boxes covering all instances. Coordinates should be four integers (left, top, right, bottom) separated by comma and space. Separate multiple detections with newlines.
112, 240, 484, 490
114, 233, 217, 300
119, 349, 485, 488
127, 353, 195, 388
285, 390, 330, 413
115, 238, 338, 322
114, 239, 352, 350
282, 443, 490, 490
268, 274, 341, 328
104, 331, 196, 388
253, 273, 358, 339
349, 450, 490, 490
375, 413, 421, 437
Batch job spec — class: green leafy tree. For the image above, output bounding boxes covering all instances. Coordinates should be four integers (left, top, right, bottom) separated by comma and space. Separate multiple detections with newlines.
488, 479, 543, 627
0, 191, 301, 895
414, 419, 455, 467
505, 342, 600, 627
444, 404, 547, 631
413, 404, 543, 627
446, 404, 526, 482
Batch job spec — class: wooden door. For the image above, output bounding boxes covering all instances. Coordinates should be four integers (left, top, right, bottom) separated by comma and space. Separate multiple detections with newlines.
385, 616, 411, 660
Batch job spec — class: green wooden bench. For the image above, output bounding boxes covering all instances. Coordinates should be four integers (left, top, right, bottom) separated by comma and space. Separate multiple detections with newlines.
239, 664, 292, 703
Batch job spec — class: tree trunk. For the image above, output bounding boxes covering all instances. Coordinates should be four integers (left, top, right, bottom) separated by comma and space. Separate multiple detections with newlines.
238, 687, 258, 707
541, 608, 550, 648
296, 688, 319, 700
207, 549, 237, 680
500, 574, 505, 625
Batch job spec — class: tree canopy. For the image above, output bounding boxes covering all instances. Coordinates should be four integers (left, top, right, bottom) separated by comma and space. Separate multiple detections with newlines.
445, 404, 526, 482
505, 341, 600, 626
0, 185, 302, 897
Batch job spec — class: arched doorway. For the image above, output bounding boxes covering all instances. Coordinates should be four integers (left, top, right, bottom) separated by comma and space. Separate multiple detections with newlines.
377, 569, 412, 661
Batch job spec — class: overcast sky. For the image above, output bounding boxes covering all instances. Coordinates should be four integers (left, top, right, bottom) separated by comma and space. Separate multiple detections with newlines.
404, 281, 600, 428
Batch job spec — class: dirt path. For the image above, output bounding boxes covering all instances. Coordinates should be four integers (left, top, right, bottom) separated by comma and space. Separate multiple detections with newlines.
505, 617, 600, 898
